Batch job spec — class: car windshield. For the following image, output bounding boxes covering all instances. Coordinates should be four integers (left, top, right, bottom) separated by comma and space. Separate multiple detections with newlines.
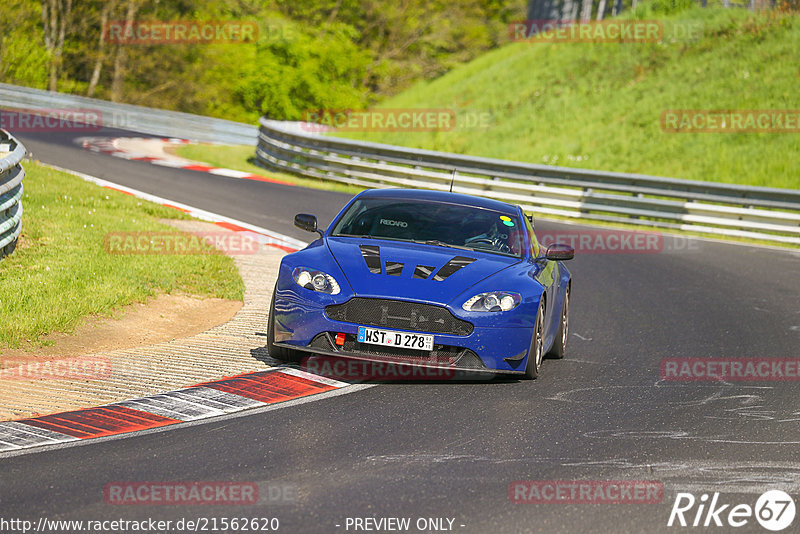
330, 198, 524, 258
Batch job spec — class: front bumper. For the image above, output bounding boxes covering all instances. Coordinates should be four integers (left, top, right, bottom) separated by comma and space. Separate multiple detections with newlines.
273, 297, 533, 375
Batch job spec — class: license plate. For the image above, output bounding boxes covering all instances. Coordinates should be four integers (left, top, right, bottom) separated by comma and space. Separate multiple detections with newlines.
357, 326, 434, 351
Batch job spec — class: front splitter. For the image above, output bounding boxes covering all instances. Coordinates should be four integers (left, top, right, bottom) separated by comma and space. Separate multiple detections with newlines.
273, 342, 525, 381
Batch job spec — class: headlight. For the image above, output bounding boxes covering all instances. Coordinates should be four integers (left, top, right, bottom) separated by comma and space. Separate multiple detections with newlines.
292, 267, 341, 295
462, 291, 521, 312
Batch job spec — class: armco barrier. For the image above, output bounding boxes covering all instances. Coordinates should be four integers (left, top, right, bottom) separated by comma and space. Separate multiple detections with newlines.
0, 129, 25, 260
256, 118, 800, 245
0, 83, 256, 145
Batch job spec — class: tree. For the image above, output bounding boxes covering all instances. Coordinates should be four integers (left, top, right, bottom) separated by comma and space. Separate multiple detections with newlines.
87, 0, 118, 97
580, 0, 593, 21
597, 0, 608, 19
111, 0, 143, 102
41, 0, 73, 91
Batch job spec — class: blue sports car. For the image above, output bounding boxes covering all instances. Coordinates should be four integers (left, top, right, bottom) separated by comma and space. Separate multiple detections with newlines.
268, 188, 574, 379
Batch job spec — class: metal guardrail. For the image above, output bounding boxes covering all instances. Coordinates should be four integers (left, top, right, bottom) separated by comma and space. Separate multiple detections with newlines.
256, 118, 800, 245
0, 83, 256, 145
0, 129, 25, 260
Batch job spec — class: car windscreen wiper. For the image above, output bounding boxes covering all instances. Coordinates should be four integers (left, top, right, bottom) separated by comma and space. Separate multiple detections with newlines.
416, 239, 474, 251
335, 234, 409, 243
336, 235, 475, 251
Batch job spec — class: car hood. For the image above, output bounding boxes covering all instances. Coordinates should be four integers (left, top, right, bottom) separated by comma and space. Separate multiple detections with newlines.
326, 237, 520, 305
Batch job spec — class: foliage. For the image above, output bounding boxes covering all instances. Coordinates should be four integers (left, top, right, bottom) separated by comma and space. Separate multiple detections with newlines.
1, 0, 524, 123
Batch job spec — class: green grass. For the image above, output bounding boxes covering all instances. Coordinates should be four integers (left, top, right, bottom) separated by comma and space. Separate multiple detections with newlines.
174, 144, 364, 195
335, 4, 800, 190
0, 161, 244, 349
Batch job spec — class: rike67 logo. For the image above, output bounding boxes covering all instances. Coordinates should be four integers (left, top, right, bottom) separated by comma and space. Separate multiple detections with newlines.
668, 490, 796, 531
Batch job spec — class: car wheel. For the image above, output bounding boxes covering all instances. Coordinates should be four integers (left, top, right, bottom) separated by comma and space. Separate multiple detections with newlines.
268, 287, 299, 363
547, 285, 569, 359
524, 300, 545, 379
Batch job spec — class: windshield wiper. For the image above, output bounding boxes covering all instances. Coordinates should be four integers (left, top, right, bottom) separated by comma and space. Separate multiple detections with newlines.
335, 234, 408, 243
337, 235, 476, 251
336, 233, 373, 238
416, 240, 473, 251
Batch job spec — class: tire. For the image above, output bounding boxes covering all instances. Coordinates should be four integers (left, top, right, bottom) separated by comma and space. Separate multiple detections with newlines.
524, 300, 546, 379
547, 285, 569, 360
268, 287, 299, 363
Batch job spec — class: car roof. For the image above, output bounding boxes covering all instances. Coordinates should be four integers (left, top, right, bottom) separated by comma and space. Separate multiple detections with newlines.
357, 188, 520, 215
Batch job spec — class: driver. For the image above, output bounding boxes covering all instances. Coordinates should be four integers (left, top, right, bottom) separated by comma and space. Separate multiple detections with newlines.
462, 215, 496, 246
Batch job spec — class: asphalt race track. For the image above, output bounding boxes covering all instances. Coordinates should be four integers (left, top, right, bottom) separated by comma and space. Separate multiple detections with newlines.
2, 127, 800, 533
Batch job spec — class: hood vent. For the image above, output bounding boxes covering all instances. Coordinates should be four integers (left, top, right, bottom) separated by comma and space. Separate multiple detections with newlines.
385, 261, 404, 276
432, 256, 476, 281
413, 265, 436, 279
359, 245, 382, 274
358, 245, 476, 281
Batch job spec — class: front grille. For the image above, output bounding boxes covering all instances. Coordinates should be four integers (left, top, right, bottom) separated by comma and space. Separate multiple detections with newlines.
325, 298, 473, 336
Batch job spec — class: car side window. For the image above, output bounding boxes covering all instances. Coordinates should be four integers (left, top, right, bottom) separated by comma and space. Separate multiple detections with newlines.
524, 214, 540, 257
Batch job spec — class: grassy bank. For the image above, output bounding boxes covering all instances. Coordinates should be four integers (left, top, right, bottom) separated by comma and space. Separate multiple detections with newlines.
179, 5, 800, 190
337, 5, 800, 190
0, 161, 244, 349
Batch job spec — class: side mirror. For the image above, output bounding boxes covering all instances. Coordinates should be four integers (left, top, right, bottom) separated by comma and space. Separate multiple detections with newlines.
294, 213, 320, 235
544, 243, 574, 261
